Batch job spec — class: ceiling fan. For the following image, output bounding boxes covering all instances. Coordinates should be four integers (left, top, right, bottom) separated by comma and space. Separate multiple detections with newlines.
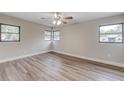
41, 12, 73, 26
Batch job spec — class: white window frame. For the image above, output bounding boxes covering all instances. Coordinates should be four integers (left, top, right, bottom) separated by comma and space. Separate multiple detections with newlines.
44, 31, 52, 41
0, 23, 20, 42
53, 31, 60, 41
99, 23, 123, 43
44, 31, 60, 41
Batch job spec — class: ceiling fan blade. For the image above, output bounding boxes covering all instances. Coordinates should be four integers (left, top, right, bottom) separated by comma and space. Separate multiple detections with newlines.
54, 12, 58, 18
64, 16, 73, 19
40, 17, 50, 19
62, 21, 67, 24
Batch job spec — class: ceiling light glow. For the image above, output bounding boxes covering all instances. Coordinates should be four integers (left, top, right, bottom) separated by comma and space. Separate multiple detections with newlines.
53, 20, 56, 24
57, 20, 62, 25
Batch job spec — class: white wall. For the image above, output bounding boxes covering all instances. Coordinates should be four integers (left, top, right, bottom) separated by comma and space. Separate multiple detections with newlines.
53, 14, 124, 66
0, 13, 124, 67
0, 14, 51, 62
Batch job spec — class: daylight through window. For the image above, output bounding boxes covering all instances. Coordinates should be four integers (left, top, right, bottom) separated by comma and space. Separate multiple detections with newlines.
44, 31, 60, 41
99, 23, 123, 43
53, 31, 60, 40
0, 24, 20, 42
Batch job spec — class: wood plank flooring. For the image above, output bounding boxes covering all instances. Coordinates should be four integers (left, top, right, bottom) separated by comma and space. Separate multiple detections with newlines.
0, 52, 124, 81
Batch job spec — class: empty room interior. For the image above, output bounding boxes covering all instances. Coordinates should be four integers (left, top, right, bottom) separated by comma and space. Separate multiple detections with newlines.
0, 12, 124, 81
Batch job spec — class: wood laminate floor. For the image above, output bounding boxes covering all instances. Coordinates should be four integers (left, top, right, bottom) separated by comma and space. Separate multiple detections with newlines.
0, 52, 124, 81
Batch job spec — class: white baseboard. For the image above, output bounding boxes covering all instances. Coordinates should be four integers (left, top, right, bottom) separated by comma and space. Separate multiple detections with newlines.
53, 50, 124, 68
1, 49, 124, 68
0, 50, 51, 63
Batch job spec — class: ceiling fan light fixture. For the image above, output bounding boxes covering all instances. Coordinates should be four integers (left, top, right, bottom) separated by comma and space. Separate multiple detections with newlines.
53, 20, 56, 24
57, 20, 62, 25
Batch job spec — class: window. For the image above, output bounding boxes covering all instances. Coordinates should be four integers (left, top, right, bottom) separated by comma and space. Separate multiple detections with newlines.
99, 23, 123, 43
0, 24, 20, 42
44, 31, 51, 40
44, 31, 60, 41
53, 31, 60, 40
